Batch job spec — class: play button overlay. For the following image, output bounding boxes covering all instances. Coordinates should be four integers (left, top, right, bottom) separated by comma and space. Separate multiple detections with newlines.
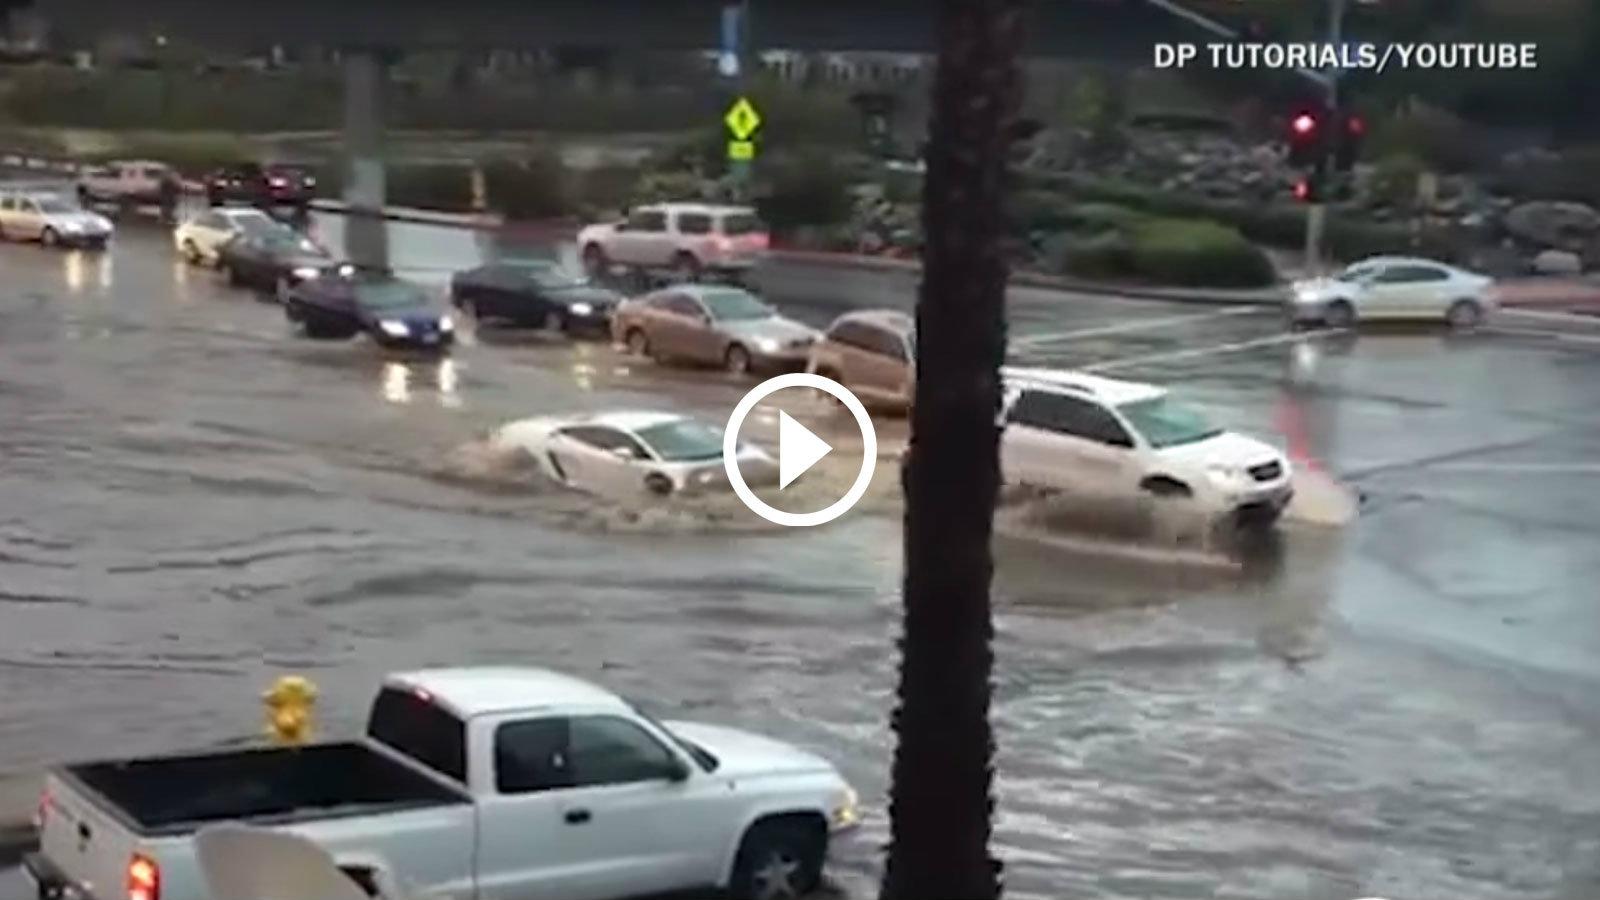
724, 372, 878, 527
778, 411, 832, 488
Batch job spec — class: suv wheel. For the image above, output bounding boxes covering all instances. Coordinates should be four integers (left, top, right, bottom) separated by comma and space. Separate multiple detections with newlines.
729, 819, 824, 900
672, 251, 702, 283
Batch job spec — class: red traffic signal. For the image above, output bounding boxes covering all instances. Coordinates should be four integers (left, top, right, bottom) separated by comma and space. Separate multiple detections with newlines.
1286, 109, 1325, 167
1293, 179, 1311, 202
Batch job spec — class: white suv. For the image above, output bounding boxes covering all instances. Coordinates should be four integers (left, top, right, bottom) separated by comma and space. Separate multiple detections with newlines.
578, 203, 769, 281
1000, 367, 1294, 527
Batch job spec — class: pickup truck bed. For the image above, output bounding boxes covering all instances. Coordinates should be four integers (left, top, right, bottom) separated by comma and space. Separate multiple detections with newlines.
66, 742, 466, 836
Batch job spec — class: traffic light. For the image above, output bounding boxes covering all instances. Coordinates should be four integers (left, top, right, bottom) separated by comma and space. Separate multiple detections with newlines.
1333, 111, 1367, 172
1293, 166, 1327, 204
1286, 108, 1326, 168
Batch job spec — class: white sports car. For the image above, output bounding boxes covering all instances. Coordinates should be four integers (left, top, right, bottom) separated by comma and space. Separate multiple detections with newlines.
492, 410, 779, 497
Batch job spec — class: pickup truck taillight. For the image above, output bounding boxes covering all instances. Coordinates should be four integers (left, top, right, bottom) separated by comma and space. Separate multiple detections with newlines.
127, 854, 159, 900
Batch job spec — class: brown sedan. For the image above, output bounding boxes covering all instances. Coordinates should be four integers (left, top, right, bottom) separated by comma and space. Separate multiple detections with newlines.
805, 309, 915, 413
611, 285, 819, 376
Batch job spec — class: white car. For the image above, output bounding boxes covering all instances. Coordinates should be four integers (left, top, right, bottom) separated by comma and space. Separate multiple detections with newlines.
1287, 255, 1496, 329
27, 666, 860, 900
578, 203, 770, 281
493, 410, 779, 497
999, 368, 1294, 528
173, 206, 282, 266
0, 189, 113, 248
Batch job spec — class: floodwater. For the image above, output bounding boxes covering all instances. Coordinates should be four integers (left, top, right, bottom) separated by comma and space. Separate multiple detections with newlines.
3, 214, 1600, 899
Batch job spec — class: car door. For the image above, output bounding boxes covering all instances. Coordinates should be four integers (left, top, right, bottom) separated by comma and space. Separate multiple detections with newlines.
500, 268, 558, 326
854, 323, 912, 405
1002, 389, 1135, 494
649, 293, 711, 360
1361, 264, 1431, 320
614, 209, 668, 266
475, 713, 711, 900
545, 426, 651, 494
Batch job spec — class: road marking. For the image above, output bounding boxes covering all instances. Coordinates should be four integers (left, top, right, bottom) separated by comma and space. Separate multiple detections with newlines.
1415, 462, 1600, 474
1012, 306, 1262, 346
1081, 328, 1344, 373
1486, 325, 1600, 346
1499, 307, 1600, 327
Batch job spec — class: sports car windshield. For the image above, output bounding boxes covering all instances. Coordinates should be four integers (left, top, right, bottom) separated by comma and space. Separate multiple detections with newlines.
700, 289, 773, 322
634, 420, 724, 462
1117, 395, 1223, 449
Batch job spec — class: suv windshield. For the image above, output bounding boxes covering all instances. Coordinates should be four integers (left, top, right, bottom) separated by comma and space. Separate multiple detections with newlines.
1116, 395, 1222, 449
634, 419, 724, 462
700, 289, 772, 322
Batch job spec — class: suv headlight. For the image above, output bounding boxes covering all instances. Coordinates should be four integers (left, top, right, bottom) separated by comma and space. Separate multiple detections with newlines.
831, 785, 860, 830
1206, 463, 1245, 486
379, 319, 409, 337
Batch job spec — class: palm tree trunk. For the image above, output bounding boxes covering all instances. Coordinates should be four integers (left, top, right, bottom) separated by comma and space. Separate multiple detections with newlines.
880, 1, 1024, 899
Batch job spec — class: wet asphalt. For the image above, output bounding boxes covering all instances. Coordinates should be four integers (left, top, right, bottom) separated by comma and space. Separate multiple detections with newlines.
3, 210, 1600, 899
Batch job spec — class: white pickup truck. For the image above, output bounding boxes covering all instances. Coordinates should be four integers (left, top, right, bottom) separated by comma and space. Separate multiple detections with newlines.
25, 667, 860, 900
76, 160, 176, 207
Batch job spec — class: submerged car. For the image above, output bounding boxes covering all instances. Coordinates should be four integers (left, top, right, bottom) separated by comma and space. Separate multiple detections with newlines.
284, 273, 455, 349
0, 191, 113, 248
218, 228, 348, 301
449, 259, 621, 335
491, 410, 779, 497
611, 285, 818, 375
1287, 255, 1496, 329
806, 309, 916, 413
174, 207, 283, 267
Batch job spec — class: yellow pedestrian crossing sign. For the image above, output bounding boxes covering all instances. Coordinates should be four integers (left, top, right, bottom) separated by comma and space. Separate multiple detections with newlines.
724, 97, 762, 141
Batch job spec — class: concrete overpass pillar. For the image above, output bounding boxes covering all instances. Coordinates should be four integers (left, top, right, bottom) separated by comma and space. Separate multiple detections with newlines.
343, 48, 390, 271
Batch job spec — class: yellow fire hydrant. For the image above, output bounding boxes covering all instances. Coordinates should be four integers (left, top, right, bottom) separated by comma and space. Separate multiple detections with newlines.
263, 675, 318, 746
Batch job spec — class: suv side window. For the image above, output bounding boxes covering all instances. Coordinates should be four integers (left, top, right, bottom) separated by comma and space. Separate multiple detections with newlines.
567, 716, 678, 787
675, 213, 713, 235
1008, 390, 1132, 447
828, 321, 875, 351
495, 717, 573, 794
626, 209, 667, 232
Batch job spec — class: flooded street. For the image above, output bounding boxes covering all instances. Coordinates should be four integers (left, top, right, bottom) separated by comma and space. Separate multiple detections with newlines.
4, 216, 1600, 899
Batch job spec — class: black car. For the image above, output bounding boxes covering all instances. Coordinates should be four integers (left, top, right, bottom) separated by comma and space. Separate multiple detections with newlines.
285, 273, 456, 350
206, 162, 317, 209
218, 228, 348, 301
449, 260, 621, 335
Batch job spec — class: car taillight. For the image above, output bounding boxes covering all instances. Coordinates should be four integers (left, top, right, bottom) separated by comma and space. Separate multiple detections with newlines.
33, 787, 50, 829
750, 233, 770, 249
711, 236, 730, 252
127, 854, 159, 900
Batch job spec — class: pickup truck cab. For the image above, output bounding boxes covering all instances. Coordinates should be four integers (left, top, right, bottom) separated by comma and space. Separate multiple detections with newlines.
26, 667, 859, 900
577, 203, 769, 282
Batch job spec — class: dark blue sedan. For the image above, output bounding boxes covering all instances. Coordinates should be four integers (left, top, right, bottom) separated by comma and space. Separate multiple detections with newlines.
284, 272, 455, 350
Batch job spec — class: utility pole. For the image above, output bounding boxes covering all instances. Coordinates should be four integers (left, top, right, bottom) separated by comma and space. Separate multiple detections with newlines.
1304, 0, 1347, 273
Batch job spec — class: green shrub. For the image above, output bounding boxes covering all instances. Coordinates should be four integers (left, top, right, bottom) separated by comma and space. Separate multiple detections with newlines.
98, 134, 257, 176
1054, 231, 1135, 280
387, 164, 473, 212
1125, 218, 1275, 287
753, 150, 854, 234
577, 165, 641, 218
1369, 153, 1425, 210
483, 150, 573, 221
634, 170, 714, 204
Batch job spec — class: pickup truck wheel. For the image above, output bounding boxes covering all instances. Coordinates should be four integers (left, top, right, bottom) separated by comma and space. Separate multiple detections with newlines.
581, 243, 608, 277
730, 819, 824, 900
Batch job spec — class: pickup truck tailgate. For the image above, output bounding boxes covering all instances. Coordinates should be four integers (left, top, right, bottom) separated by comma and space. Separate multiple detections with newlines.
38, 771, 143, 900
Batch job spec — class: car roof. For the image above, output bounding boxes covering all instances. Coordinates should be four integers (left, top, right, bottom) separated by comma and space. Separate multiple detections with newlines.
389, 667, 628, 718
1001, 367, 1166, 405
638, 202, 757, 217
832, 309, 914, 333
1349, 255, 1449, 268
669, 284, 762, 301
581, 409, 691, 432
216, 207, 273, 220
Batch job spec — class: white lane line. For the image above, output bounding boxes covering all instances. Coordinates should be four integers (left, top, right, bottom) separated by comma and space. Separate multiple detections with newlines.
1419, 462, 1600, 474
1081, 328, 1344, 373
1486, 325, 1600, 346
1012, 305, 1262, 346
1498, 307, 1600, 326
